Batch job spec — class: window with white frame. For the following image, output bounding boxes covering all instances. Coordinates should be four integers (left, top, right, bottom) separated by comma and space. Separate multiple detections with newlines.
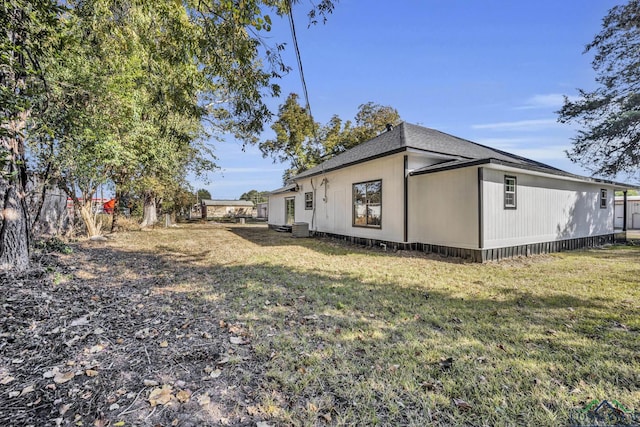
504, 175, 517, 209
353, 180, 382, 227
305, 192, 313, 210
600, 189, 607, 208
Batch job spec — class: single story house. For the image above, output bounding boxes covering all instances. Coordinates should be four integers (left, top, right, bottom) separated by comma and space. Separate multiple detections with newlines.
615, 195, 640, 230
201, 199, 255, 219
268, 122, 636, 261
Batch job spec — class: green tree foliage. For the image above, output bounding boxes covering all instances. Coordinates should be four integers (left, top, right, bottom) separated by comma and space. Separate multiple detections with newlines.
1, 0, 339, 269
239, 189, 269, 205
259, 93, 319, 175
197, 189, 212, 200
259, 93, 400, 180
558, 0, 640, 178
30, 0, 300, 233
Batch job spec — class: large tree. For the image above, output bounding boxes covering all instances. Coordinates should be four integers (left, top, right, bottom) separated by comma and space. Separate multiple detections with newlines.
0, 0, 61, 272
260, 94, 400, 180
259, 93, 320, 179
2, 0, 338, 270
34, 0, 289, 233
558, 0, 640, 178
197, 188, 212, 200
240, 189, 269, 205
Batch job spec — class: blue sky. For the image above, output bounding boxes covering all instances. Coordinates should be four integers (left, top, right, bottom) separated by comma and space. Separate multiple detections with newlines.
197, 0, 627, 199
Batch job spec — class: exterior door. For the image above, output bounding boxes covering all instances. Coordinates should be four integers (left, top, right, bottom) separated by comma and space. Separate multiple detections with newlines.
614, 203, 623, 229
285, 197, 295, 225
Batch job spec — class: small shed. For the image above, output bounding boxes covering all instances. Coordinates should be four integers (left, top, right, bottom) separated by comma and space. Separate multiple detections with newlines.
256, 202, 268, 219
615, 195, 640, 230
201, 199, 255, 219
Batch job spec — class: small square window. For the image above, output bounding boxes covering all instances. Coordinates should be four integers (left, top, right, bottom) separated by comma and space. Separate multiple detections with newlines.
504, 176, 517, 209
600, 189, 607, 209
305, 192, 313, 210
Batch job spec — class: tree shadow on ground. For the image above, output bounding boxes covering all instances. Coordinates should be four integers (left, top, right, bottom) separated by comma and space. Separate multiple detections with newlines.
3, 234, 638, 427
227, 224, 474, 264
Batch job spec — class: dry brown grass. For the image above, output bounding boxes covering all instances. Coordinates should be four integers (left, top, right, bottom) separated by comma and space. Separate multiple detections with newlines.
2, 222, 639, 426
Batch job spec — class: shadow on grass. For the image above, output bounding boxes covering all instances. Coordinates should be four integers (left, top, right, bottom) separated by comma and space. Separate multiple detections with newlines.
62, 236, 640, 426
227, 224, 473, 264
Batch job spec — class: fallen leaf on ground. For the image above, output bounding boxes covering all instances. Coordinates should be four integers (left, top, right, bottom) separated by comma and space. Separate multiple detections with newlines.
54, 371, 75, 384
228, 324, 245, 335
43, 367, 60, 379
256, 422, 273, 427
229, 336, 247, 345
453, 398, 472, 411
20, 385, 35, 395
148, 385, 174, 407
70, 315, 90, 327
420, 380, 442, 391
88, 344, 105, 353
143, 379, 159, 386
0, 376, 14, 384
176, 389, 191, 403
159, 340, 168, 348
85, 369, 98, 377
210, 369, 222, 379
197, 393, 211, 406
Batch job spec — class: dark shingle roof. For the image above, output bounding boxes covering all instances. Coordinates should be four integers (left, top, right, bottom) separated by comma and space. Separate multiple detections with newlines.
293, 122, 560, 180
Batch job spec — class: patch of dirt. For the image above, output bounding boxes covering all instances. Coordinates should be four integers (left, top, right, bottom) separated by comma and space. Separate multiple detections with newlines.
0, 242, 265, 427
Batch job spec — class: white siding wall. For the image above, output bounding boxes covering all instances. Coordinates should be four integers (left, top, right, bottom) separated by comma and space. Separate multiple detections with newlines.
483, 168, 615, 248
282, 154, 407, 242
267, 193, 287, 226
408, 167, 479, 249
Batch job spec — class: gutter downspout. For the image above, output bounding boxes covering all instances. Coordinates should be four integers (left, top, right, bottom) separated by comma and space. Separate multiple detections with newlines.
311, 178, 316, 232
404, 155, 408, 243
623, 190, 628, 232
478, 167, 484, 250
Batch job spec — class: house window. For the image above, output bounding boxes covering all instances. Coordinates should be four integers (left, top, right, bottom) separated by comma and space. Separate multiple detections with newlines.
305, 192, 313, 210
504, 176, 517, 209
353, 180, 382, 228
600, 189, 607, 208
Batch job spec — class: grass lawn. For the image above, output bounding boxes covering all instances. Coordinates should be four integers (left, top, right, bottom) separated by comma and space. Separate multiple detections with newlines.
108, 223, 639, 426
3, 222, 637, 426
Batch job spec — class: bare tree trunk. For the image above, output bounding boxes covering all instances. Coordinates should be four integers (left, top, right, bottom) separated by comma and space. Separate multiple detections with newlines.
0, 176, 30, 272
78, 201, 100, 237
64, 193, 100, 238
110, 187, 122, 233
0, 115, 30, 272
140, 190, 157, 227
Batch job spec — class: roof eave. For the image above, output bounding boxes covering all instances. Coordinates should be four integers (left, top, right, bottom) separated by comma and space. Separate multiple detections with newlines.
410, 158, 638, 189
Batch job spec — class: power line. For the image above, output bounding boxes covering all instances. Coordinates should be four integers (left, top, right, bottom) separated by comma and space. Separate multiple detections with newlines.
287, 0, 315, 125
